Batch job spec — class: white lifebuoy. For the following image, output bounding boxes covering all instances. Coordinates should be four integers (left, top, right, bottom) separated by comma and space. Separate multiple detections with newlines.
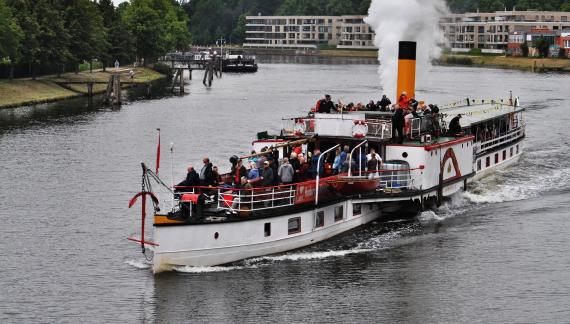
294, 119, 306, 136
352, 120, 368, 138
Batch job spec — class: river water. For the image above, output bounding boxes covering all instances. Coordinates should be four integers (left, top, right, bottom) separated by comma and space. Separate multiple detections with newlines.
1, 58, 569, 323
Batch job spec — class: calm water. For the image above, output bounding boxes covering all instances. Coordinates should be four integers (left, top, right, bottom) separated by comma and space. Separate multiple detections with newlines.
1, 59, 569, 323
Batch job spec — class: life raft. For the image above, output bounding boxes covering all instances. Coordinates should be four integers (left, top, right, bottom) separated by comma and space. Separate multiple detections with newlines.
352, 120, 368, 138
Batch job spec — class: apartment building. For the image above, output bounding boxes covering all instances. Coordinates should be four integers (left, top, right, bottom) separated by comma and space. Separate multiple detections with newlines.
243, 15, 376, 49
440, 10, 570, 54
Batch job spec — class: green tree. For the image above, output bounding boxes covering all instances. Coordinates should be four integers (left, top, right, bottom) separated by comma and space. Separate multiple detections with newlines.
0, 0, 22, 62
64, 0, 108, 73
124, 0, 190, 64
533, 37, 550, 58
34, 0, 71, 78
521, 42, 529, 57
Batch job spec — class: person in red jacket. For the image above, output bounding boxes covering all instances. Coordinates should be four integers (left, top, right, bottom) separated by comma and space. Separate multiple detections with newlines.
398, 91, 410, 109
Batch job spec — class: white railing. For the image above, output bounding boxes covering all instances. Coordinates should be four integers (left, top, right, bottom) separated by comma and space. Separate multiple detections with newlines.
348, 140, 367, 177
340, 170, 415, 191
217, 185, 296, 212
367, 119, 392, 139
409, 118, 422, 138
479, 125, 525, 151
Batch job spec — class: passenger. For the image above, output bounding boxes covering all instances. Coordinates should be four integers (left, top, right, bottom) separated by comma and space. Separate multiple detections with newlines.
404, 111, 413, 136
346, 102, 356, 111
418, 100, 427, 112
296, 155, 310, 181
212, 166, 222, 187
392, 106, 405, 144
411, 105, 419, 118
261, 161, 274, 187
231, 176, 253, 210
231, 158, 248, 188
278, 157, 295, 185
340, 145, 350, 173
398, 91, 410, 109
332, 148, 342, 175
409, 98, 419, 111
317, 94, 336, 113
367, 154, 380, 179
248, 150, 258, 166
289, 152, 301, 174
176, 165, 200, 190
355, 102, 364, 111
199, 157, 215, 186
293, 146, 302, 155
248, 161, 260, 180
310, 148, 324, 178
379, 95, 391, 111
448, 114, 463, 136
366, 100, 377, 111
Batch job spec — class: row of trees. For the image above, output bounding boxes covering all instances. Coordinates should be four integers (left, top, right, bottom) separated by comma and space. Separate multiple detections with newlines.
0, 0, 191, 79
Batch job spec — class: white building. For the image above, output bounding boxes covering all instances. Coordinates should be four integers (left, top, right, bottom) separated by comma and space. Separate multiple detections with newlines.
440, 10, 570, 54
243, 15, 376, 49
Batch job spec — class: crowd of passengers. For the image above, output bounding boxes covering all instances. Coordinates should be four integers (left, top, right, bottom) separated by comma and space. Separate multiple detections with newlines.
176, 144, 385, 192
314, 93, 464, 144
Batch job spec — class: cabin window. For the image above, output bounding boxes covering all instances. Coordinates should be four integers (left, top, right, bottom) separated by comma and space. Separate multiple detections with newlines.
516, 145, 519, 154
486, 156, 490, 168
353, 204, 362, 216
503, 150, 506, 160
264, 222, 271, 237
477, 159, 481, 171
402, 152, 408, 158
315, 211, 324, 228
495, 153, 499, 164
510, 147, 513, 157
334, 205, 344, 222
288, 217, 301, 235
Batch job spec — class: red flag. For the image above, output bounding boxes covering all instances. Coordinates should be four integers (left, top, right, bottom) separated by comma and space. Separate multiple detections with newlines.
156, 128, 161, 175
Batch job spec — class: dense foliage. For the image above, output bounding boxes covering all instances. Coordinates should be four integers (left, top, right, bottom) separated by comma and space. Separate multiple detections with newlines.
0, 0, 190, 79
1, 0, 569, 78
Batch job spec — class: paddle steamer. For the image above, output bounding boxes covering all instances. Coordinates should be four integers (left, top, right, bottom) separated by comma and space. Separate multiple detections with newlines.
128, 42, 525, 272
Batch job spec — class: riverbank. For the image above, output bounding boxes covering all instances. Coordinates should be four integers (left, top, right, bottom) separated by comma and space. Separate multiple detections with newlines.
437, 54, 570, 72
0, 67, 166, 109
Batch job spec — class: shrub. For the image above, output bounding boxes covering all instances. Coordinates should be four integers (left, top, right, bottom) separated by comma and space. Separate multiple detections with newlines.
152, 62, 173, 78
521, 43, 529, 57
558, 47, 567, 59
469, 48, 482, 56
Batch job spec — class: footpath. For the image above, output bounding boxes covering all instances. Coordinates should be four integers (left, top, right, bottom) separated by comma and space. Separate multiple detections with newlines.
0, 67, 166, 109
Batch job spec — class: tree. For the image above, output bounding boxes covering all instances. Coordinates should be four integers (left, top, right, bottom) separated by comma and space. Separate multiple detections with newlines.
0, 0, 22, 62
64, 0, 108, 73
124, 0, 190, 64
533, 37, 550, 58
34, 0, 71, 78
558, 46, 567, 59
520, 42, 529, 57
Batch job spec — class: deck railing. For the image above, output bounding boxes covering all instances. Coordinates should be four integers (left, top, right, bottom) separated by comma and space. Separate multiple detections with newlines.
479, 124, 525, 152
217, 184, 296, 213
366, 119, 392, 139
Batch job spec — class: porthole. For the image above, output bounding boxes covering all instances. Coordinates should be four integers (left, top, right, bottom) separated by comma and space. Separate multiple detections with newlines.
402, 152, 408, 158
214, 232, 219, 239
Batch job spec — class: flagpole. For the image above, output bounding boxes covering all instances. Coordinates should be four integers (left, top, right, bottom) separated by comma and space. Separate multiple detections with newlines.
156, 128, 161, 175
170, 142, 175, 209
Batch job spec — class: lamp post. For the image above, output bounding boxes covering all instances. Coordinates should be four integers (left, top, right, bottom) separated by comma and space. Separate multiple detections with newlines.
216, 37, 226, 76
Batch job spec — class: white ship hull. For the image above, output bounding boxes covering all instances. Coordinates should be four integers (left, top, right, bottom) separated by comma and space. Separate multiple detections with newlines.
471, 140, 523, 182
153, 201, 381, 272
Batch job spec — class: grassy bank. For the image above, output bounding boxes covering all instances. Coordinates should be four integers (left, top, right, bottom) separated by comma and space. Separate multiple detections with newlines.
437, 54, 570, 72
0, 67, 166, 109
318, 49, 377, 58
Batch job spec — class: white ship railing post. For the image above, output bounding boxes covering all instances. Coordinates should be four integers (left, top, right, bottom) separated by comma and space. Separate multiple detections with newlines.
348, 140, 367, 177
315, 144, 340, 206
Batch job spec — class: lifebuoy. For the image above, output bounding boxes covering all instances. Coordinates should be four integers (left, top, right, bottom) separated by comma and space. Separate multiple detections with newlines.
352, 120, 368, 138
294, 118, 306, 136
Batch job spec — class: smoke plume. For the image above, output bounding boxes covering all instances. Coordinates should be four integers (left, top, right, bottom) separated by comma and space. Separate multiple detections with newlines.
364, 0, 448, 100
